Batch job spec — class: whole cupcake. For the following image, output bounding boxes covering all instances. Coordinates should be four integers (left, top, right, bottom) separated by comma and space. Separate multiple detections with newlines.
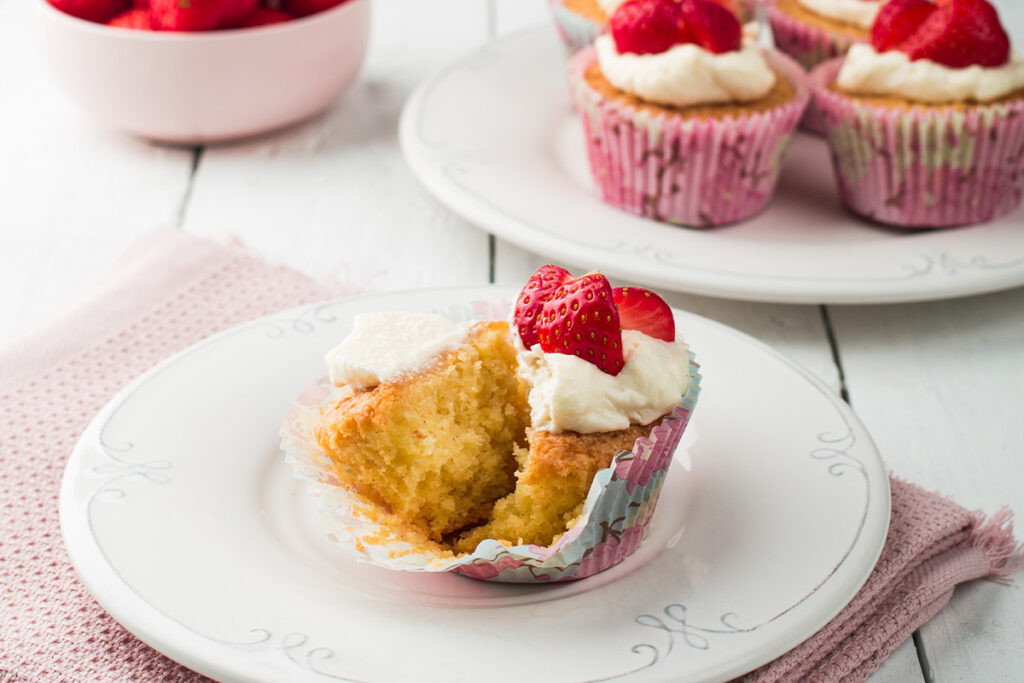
550, 0, 751, 54
811, 0, 1024, 228
570, 0, 810, 227
281, 266, 702, 582
767, 0, 883, 70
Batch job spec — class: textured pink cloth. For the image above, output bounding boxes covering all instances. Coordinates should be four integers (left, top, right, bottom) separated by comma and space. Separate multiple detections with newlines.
0, 231, 1020, 682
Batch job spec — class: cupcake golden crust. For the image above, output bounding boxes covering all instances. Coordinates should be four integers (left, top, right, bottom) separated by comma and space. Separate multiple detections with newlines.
283, 267, 702, 582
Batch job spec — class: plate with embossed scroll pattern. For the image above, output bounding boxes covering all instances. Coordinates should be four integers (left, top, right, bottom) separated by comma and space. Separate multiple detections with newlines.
400, 26, 1024, 305
61, 287, 889, 683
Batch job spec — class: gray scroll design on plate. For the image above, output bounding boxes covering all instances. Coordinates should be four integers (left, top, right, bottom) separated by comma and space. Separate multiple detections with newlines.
586, 605, 755, 681
88, 439, 171, 503
811, 429, 865, 477
928, 251, 1024, 276
216, 629, 362, 682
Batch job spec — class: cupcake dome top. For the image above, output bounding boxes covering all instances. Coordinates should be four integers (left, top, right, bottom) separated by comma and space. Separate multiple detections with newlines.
835, 0, 1024, 104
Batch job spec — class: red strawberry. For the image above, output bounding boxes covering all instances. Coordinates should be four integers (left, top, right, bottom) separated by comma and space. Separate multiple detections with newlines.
513, 265, 571, 348
242, 7, 292, 26
610, 0, 741, 56
107, 7, 152, 28
678, 0, 742, 54
707, 0, 742, 17
612, 287, 675, 342
48, 0, 130, 23
610, 0, 689, 55
871, 0, 937, 52
537, 273, 625, 376
150, 0, 257, 30
900, 0, 1009, 68
282, 0, 347, 18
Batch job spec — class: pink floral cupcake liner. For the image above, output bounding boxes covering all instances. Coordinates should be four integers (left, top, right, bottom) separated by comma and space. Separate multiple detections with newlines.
569, 47, 810, 227
766, 4, 864, 71
811, 58, 1024, 228
280, 354, 701, 583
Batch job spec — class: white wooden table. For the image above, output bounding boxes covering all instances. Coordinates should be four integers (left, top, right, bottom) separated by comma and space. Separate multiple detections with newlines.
2, 0, 1022, 680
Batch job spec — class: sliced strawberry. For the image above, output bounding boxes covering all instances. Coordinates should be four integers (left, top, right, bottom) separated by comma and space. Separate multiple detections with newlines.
107, 7, 152, 27
48, 0, 130, 23
900, 0, 1009, 68
678, 0, 742, 54
612, 287, 675, 342
871, 0, 937, 53
242, 7, 292, 26
537, 273, 625, 376
513, 265, 571, 349
610, 0, 689, 55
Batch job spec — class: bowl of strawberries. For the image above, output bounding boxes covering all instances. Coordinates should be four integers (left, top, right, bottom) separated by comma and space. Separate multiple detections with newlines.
38, 0, 370, 143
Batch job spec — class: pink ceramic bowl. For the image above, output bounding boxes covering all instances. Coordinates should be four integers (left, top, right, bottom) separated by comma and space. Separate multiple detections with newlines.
37, 0, 371, 144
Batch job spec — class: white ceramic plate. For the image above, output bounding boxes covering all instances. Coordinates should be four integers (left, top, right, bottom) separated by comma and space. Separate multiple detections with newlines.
399, 27, 1024, 305
61, 288, 889, 683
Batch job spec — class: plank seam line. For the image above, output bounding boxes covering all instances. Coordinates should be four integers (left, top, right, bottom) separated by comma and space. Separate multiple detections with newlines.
485, 0, 497, 284
175, 147, 204, 228
819, 305, 850, 405
913, 630, 935, 683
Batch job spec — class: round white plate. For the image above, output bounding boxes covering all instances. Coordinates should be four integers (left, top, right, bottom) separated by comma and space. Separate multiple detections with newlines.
61, 287, 889, 683
399, 27, 1024, 305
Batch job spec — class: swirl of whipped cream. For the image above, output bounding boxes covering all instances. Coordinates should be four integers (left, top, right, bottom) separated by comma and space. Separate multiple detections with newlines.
516, 330, 691, 434
837, 43, 1024, 103
594, 26, 776, 107
797, 0, 880, 30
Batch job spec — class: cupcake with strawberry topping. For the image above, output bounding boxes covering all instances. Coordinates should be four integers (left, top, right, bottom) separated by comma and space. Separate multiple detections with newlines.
810, 0, 1024, 227
569, 0, 810, 227
281, 266, 701, 582
767, 0, 884, 70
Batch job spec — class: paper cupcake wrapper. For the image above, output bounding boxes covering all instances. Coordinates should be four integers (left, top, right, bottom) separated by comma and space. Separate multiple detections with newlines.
766, 5, 862, 71
810, 58, 1024, 228
800, 96, 829, 136
281, 354, 701, 583
569, 47, 810, 227
549, 0, 604, 54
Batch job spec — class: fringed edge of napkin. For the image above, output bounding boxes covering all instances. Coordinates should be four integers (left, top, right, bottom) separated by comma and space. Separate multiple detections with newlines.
971, 507, 1024, 584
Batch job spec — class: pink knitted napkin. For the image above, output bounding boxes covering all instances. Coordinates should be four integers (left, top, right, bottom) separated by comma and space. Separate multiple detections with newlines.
0, 230, 1020, 683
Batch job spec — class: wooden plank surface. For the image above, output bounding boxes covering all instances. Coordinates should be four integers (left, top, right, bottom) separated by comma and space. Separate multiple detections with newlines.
0, 0, 195, 340
3, 0, 1020, 680
181, 0, 494, 293
830, 291, 1024, 682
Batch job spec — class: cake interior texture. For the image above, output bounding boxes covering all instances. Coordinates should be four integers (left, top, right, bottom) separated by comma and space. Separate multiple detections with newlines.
314, 320, 654, 554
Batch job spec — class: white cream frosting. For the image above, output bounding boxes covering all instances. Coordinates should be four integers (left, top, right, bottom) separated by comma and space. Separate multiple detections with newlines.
325, 312, 471, 390
517, 330, 690, 434
325, 311, 690, 435
594, 24, 776, 107
837, 43, 1024, 103
797, 0, 879, 29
